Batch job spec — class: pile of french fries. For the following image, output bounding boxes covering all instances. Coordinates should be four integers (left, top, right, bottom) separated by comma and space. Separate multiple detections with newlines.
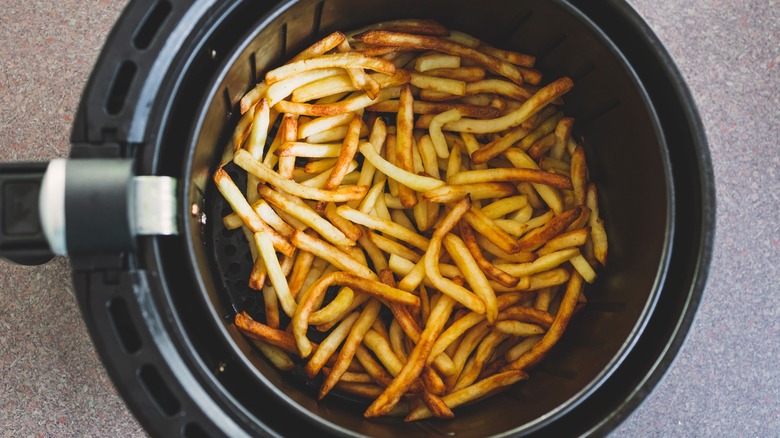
215, 19, 608, 421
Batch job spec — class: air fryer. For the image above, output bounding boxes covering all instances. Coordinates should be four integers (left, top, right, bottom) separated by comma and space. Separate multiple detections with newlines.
0, 0, 714, 437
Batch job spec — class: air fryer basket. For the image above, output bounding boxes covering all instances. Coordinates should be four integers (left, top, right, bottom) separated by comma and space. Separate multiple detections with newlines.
47, 0, 710, 436
182, 0, 680, 436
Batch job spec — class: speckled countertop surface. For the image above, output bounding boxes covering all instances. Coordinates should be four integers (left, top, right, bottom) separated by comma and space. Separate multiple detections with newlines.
0, 0, 777, 436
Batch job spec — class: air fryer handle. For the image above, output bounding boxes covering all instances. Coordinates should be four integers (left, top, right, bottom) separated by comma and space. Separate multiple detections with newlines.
0, 159, 178, 265
0, 162, 55, 265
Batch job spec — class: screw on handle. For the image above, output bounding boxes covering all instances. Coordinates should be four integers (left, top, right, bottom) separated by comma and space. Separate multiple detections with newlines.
0, 162, 54, 265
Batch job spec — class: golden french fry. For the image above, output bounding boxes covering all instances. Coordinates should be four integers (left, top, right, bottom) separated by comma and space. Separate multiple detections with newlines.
319, 299, 382, 399
266, 52, 395, 84
587, 184, 608, 266
447, 167, 573, 190
425, 66, 486, 82
570, 145, 588, 206
536, 227, 590, 256
414, 53, 461, 71
464, 207, 521, 254
213, 168, 295, 257
275, 86, 400, 116
502, 272, 583, 371
405, 370, 528, 421
422, 182, 517, 203
355, 31, 526, 85
443, 234, 498, 323
288, 31, 347, 63
234, 149, 368, 202
266, 68, 345, 107
305, 312, 361, 377
258, 185, 354, 247
370, 99, 500, 119
442, 77, 573, 133
411, 72, 466, 95
459, 221, 519, 287
516, 206, 584, 251
364, 295, 456, 418
429, 108, 462, 158
358, 143, 445, 192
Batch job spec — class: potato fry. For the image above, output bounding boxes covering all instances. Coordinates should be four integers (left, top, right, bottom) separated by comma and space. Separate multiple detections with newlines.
516, 207, 583, 251
319, 299, 382, 399
305, 312, 361, 377
364, 295, 456, 417
414, 53, 461, 71
443, 234, 498, 323
495, 248, 579, 278
288, 31, 347, 63
267, 52, 395, 84
464, 207, 521, 254
429, 108, 462, 158
570, 145, 588, 206
275, 86, 400, 116
234, 149, 368, 202
404, 370, 528, 421
411, 72, 466, 95
587, 184, 608, 266
213, 168, 295, 257
503, 272, 583, 371
370, 100, 500, 119
459, 221, 519, 287
358, 142, 445, 192
448, 167, 573, 190
536, 227, 590, 256
442, 77, 573, 133
422, 182, 516, 203
355, 31, 527, 85
425, 66, 486, 82
258, 185, 353, 248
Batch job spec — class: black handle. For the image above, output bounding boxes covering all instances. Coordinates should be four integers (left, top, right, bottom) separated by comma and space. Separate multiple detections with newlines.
0, 162, 54, 265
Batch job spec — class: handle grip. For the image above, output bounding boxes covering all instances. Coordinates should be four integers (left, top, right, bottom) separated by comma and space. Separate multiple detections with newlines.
0, 162, 54, 265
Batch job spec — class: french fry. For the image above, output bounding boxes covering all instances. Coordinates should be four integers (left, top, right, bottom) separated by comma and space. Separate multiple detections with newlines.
305, 312, 361, 377
266, 52, 395, 84
502, 272, 583, 371
459, 221, 519, 287
423, 182, 516, 203
396, 85, 418, 208
370, 100, 500, 119
404, 370, 528, 421
587, 184, 608, 266
364, 295, 456, 417
425, 66, 486, 82
234, 149, 368, 202
275, 86, 400, 116
288, 31, 347, 63
258, 185, 354, 247
443, 234, 498, 323
213, 168, 295, 257
442, 77, 573, 133
447, 167, 573, 190
516, 207, 583, 251
319, 299, 383, 399
429, 108, 462, 158
355, 31, 527, 85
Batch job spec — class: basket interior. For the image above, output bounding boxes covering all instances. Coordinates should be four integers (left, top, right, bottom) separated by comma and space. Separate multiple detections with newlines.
185, 0, 672, 436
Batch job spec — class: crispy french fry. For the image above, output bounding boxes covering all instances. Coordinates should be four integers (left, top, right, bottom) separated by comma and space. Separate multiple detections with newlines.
234, 149, 368, 202
441, 77, 573, 133
355, 31, 527, 85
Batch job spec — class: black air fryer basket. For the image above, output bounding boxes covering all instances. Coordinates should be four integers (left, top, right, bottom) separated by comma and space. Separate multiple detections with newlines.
0, 0, 714, 437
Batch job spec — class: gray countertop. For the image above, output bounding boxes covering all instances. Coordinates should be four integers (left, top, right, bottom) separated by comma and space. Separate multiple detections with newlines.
0, 0, 777, 436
